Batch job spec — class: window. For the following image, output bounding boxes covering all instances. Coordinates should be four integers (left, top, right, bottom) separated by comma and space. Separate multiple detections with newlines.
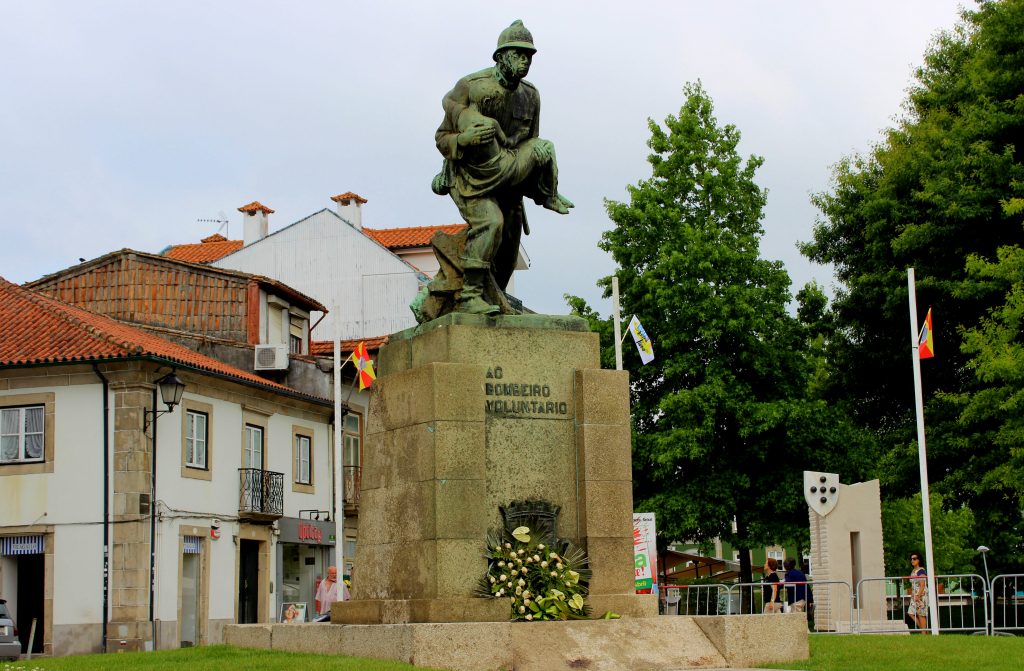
291, 425, 314, 493
180, 399, 213, 481
343, 413, 361, 468
185, 410, 208, 469
1, 405, 44, 464
244, 425, 264, 469
295, 434, 311, 484
288, 314, 306, 354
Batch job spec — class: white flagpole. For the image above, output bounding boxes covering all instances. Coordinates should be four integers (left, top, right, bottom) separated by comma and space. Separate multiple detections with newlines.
612, 276, 623, 371
333, 307, 345, 600
907, 268, 939, 635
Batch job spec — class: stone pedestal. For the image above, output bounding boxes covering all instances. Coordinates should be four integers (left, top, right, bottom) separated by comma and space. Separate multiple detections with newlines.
334, 314, 655, 624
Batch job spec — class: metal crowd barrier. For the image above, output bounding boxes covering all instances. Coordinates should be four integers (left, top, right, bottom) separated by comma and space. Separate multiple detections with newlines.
723, 580, 853, 631
856, 574, 987, 635
660, 574, 1019, 636
663, 583, 731, 616
990, 574, 1024, 636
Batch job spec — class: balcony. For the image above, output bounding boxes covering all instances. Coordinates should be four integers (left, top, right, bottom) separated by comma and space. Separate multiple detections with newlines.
238, 468, 284, 520
343, 465, 361, 515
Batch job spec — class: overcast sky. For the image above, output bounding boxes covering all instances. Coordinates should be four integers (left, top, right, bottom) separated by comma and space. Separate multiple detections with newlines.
1, 1, 967, 317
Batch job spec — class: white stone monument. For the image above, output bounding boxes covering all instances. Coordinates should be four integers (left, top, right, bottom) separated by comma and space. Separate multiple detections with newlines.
805, 473, 902, 633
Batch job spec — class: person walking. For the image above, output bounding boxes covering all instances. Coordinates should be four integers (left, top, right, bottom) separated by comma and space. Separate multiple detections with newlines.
908, 552, 930, 633
315, 565, 349, 617
762, 558, 784, 613
783, 557, 809, 613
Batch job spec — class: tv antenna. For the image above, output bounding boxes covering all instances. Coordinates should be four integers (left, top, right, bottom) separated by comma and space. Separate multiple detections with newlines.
197, 210, 231, 238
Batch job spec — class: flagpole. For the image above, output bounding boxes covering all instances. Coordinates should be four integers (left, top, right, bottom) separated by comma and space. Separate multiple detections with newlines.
333, 308, 345, 600
612, 276, 623, 371
907, 268, 939, 635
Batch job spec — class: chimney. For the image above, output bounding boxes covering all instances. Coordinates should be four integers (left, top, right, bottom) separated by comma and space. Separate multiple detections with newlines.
238, 201, 274, 246
331, 192, 368, 230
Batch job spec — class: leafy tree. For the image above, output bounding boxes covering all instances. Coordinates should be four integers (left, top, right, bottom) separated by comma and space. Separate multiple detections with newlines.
592, 82, 860, 586
881, 493, 976, 576
801, 0, 1024, 569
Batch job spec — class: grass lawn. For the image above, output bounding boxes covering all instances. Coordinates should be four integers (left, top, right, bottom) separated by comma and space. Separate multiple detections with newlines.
0, 645, 440, 671
761, 633, 1024, 671
5, 635, 1023, 671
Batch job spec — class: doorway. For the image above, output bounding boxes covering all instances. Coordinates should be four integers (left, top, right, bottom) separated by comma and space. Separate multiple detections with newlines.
16, 554, 44, 655
180, 551, 200, 646
237, 540, 260, 623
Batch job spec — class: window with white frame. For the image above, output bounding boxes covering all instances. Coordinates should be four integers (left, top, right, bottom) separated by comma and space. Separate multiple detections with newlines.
295, 434, 311, 484
244, 424, 263, 469
767, 549, 785, 562
1, 405, 44, 464
185, 410, 208, 469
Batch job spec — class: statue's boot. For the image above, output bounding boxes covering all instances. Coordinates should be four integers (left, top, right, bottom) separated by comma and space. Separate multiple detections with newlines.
459, 268, 499, 316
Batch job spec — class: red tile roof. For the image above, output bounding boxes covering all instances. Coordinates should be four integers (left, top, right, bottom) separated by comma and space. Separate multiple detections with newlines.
330, 192, 368, 205
363, 224, 466, 250
310, 336, 389, 357
163, 235, 244, 264
0, 277, 328, 403
238, 201, 275, 214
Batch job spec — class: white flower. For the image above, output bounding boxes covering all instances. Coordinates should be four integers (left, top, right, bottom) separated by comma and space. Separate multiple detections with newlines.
520, 565, 528, 573
524, 598, 532, 605
499, 574, 507, 582
489, 576, 496, 583
533, 554, 540, 562
516, 587, 523, 595
523, 591, 531, 599
505, 543, 512, 549
538, 543, 546, 550
507, 581, 514, 588
519, 605, 526, 614
498, 560, 506, 567
518, 579, 526, 587
512, 526, 531, 543
518, 549, 525, 556
497, 589, 504, 596
550, 571, 558, 577
525, 614, 533, 621
541, 561, 548, 568
556, 563, 563, 570
549, 552, 559, 560
511, 569, 518, 576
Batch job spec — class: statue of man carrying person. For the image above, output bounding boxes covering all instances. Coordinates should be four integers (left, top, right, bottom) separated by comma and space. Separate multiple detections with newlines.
422, 19, 573, 319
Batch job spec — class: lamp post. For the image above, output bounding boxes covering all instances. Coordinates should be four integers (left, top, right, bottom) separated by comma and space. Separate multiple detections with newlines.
144, 369, 186, 650
978, 544, 987, 635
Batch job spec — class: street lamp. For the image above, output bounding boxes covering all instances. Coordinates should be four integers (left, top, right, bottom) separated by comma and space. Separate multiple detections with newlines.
977, 545, 991, 636
143, 368, 186, 649
144, 370, 186, 432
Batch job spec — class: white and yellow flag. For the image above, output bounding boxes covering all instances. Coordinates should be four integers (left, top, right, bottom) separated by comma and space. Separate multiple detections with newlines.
627, 315, 655, 364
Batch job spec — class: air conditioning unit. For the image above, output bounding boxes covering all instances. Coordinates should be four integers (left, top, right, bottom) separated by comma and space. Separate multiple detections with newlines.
254, 344, 290, 371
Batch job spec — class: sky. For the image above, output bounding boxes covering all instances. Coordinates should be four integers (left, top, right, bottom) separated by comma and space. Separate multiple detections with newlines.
0, 1, 968, 317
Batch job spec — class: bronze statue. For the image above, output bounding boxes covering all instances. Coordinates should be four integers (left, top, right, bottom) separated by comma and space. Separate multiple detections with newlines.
414, 20, 573, 322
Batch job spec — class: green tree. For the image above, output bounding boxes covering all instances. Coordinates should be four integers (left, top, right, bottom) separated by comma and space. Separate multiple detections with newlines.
595, 82, 857, 586
881, 493, 976, 576
801, 0, 1024, 568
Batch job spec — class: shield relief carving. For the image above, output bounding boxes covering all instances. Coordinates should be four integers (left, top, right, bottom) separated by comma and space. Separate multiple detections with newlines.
804, 471, 840, 517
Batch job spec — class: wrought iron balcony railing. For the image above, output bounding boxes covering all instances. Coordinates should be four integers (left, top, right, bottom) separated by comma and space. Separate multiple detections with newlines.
238, 468, 284, 518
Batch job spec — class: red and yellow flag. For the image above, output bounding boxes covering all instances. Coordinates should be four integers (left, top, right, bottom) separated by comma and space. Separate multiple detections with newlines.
349, 341, 377, 390
918, 308, 934, 359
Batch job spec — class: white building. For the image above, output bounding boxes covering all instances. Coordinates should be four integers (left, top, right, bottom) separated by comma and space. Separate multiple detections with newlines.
0, 278, 338, 656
